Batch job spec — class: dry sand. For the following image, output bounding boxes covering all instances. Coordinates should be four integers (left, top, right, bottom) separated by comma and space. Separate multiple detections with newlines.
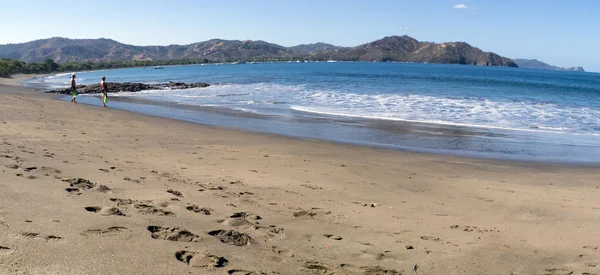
0, 79, 599, 275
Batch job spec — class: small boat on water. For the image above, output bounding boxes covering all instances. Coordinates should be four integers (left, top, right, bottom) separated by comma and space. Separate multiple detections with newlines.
154, 66, 164, 69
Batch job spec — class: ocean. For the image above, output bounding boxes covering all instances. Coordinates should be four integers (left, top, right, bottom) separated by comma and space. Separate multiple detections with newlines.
24, 62, 600, 164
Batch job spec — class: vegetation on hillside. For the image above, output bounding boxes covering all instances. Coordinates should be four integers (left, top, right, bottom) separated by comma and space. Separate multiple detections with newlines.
0, 58, 59, 77
1, 55, 354, 78
0, 36, 519, 74
0, 58, 259, 78
0, 35, 522, 78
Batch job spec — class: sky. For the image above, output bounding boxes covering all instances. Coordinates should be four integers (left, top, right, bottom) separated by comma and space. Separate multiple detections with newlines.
1, 0, 599, 71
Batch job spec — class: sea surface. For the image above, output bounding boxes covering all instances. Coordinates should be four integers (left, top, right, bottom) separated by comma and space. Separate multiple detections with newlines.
24, 62, 600, 164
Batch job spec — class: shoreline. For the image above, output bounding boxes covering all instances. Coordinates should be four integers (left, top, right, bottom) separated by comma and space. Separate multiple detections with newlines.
22, 65, 600, 166
71, 91, 600, 166
1, 82, 600, 274
61, 93, 600, 168
12, 73, 600, 166
0, 73, 51, 86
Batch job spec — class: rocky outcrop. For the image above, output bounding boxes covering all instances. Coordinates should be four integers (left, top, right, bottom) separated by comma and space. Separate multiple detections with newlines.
45, 81, 210, 94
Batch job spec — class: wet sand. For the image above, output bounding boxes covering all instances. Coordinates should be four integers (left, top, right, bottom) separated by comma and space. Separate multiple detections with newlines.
1, 79, 599, 274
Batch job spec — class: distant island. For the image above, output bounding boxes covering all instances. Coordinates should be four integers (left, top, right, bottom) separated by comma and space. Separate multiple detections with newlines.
0, 36, 517, 67
513, 59, 585, 72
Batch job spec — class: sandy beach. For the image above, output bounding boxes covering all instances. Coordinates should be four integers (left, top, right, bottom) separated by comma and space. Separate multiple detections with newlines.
0, 78, 599, 275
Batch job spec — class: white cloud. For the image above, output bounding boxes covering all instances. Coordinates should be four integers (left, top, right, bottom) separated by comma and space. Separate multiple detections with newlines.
453, 4, 469, 9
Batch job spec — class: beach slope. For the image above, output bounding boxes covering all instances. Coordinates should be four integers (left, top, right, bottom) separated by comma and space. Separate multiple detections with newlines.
0, 83, 599, 274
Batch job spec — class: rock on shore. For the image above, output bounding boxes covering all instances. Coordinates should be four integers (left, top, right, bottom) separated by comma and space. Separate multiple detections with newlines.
45, 81, 210, 94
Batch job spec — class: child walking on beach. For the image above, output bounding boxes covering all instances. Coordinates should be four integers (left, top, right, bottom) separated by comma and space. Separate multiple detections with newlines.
70, 74, 77, 103
100, 76, 108, 107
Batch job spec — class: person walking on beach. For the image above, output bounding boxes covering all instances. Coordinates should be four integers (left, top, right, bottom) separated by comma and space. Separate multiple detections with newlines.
100, 76, 108, 107
70, 74, 77, 103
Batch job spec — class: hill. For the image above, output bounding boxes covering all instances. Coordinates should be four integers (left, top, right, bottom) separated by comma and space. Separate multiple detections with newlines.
0, 37, 292, 63
513, 59, 584, 72
0, 36, 517, 67
288, 42, 343, 55
310, 36, 517, 66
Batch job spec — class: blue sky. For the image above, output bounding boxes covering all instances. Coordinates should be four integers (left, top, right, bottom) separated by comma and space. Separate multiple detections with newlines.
1, 0, 599, 71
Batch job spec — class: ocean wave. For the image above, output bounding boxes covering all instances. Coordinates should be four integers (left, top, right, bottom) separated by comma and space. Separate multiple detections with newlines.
290, 90, 600, 135
59, 74, 600, 136
289, 105, 600, 136
105, 82, 600, 135
217, 93, 251, 97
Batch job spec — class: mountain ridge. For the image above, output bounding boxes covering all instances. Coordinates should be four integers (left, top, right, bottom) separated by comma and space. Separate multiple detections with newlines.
0, 36, 517, 67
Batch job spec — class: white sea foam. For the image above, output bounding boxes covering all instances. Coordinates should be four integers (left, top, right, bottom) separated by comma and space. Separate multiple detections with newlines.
292, 90, 600, 135
87, 82, 600, 136
45, 72, 71, 79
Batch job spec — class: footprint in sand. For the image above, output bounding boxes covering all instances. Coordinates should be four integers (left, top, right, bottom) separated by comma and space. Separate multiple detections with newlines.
82, 226, 131, 237
293, 208, 331, 218
175, 250, 228, 268
421, 236, 442, 242
324, 234, 342, 240
40, 167, 61, 177
300, 184, 323, 190
108, 198, 173, 216
267, 226, 285, 238
230, 191, 255, 198
542, 268, 573, 275
95, 185, 112, 193
271, 246, 294, 257
228, 270, 267, 275
208, 229, 252, 246
302, 261, 331, 273
63, 178, 101, 195
231, 212, 261, 221
123, 177, 141, 184
109, 198, 153, 207
110, 198, 139, 205
62, 177, 96, 189
449, 224, 498, 233
229, 180, 244, 186
198, 184, 226, 192
0, 220, 8, 231
135, 203, 175, 216
167, 189, 183, 197
20, 232, 62, 242
147, 226, 201, 242
5, 164, 19, 170
65, 188, 82, 195
338, 264, 401, 275
0, 154, 19, 161
218, 212, 262, 227
358, 250, 396, 261
0, 246, 13, 256
361, 266, 401, 275
186, 205, 213, 215
84, 206, 125, 216
293, 210, 317, 218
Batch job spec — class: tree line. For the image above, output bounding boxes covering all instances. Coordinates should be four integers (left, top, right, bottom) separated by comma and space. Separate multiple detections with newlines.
0, 58, 215, 78
0, 56, 311, 78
